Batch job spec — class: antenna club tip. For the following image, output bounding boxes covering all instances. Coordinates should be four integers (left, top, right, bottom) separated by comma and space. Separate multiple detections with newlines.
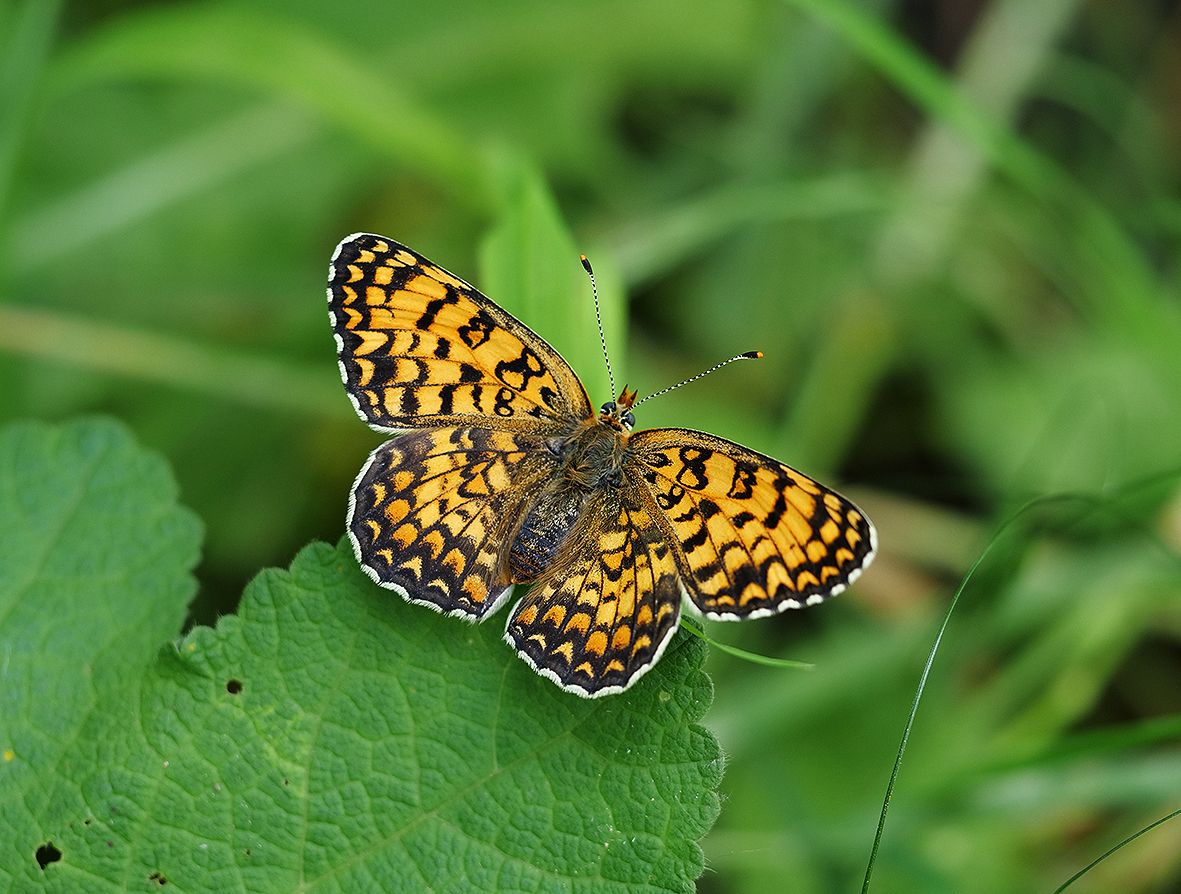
744, 350, 763, 359
580, 255, 593, 273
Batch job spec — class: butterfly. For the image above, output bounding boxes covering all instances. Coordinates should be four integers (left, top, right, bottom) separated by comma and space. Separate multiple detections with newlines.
327, 233, 876, 697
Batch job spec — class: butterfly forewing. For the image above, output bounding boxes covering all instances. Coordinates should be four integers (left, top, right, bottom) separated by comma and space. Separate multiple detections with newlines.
505, 488, 684, 697
629, 429, 876, 619
328, 234, 592, 432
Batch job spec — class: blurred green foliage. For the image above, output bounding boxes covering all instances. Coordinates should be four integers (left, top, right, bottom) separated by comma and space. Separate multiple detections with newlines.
2, 0, 1181, 891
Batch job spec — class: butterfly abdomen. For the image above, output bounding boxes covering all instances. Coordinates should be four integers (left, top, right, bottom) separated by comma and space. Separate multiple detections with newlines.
508, 487, 584, 582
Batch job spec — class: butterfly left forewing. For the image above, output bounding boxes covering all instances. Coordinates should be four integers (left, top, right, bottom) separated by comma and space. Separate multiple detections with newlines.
628, 428, 876, 619
504, 487, 683, 697
328, 233, 592, 432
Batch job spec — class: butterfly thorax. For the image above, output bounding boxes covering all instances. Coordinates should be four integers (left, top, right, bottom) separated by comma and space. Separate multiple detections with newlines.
506, 389, 638, 583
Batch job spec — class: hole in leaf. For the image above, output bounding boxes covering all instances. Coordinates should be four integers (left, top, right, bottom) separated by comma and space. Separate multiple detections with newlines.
82, 819, 91, 826
225, 679, 243, 695
35, 842, 62, 869
148, 870, 168, 885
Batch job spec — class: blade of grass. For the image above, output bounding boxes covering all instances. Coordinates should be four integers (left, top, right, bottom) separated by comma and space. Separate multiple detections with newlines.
985, 713, 1181, 777
870, 0, 1082, 284
0, 304, 350, 419
861, 493, 1068, 892
480, 155, 623, 401
783, 0, 1165, 340
0, 0, 62, 232
863, 473, 1181, 890
775, 287, 894, 476
680, 620, 815, 670
1052, 807, 1181, 894
7, 102, 318, 273
607, 173, 892, 287
45, 3, 492, 212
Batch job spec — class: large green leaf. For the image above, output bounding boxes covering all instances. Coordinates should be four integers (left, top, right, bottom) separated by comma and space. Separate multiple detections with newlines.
0, 418, 722, 893
0, 417, 202, 891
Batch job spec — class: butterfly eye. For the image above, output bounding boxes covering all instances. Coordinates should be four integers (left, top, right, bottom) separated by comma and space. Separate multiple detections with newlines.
622, 411, 635, 429
600, 402, 616, 415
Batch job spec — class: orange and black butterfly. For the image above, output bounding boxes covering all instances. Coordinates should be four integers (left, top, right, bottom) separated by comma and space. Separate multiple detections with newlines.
327, 234, 876, 697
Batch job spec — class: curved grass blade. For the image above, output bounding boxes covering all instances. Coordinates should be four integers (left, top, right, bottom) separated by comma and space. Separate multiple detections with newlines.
860, 494, 1071, 893
861, 467, 1181, 892
1052, 806, 1181, 894
680, 620, 814, 671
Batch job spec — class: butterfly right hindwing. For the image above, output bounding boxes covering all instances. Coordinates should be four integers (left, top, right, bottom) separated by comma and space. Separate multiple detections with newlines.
504, 485, 684, 697
349, 426, 560, 619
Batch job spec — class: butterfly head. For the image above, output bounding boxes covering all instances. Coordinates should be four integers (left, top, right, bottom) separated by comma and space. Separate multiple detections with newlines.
598, 386, 638, 432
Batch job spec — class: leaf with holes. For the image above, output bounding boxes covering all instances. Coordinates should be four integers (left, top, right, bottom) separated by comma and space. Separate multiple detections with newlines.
0, 418, 722, 893
0, 418, 202, 891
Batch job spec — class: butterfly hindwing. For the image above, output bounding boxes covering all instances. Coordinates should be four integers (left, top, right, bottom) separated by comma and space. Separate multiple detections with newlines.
350, 426, 560, 618
504, 487, 684, 697
629, 428, 876, 619
328, 233, 592, 432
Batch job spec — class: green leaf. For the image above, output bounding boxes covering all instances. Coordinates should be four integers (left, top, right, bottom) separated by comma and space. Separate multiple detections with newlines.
0, 417, 722, 893
0, 417, 202, 891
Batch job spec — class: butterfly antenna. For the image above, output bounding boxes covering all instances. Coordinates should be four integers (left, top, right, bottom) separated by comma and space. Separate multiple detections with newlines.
633, 351, 763, 407
581, 255, 616, 398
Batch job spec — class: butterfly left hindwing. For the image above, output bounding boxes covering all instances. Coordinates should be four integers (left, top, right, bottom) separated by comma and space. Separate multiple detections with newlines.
349, 426, 558, 618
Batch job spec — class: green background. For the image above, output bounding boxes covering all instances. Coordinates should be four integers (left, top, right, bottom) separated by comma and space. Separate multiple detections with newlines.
3, 0, 1181, 891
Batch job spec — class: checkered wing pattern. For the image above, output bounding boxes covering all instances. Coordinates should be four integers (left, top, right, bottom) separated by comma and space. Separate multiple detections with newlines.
328, 233, 591, 433
504, 488, 684, 697
329, 233, 877, 699
629, 429, 876, 619
349, 426, 558, 617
